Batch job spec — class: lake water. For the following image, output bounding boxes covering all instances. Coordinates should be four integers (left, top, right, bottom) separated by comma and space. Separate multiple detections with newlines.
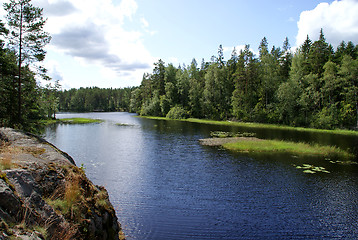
42, 112, 358, 239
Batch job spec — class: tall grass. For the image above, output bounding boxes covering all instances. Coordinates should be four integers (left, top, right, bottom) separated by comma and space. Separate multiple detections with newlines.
223, 139, 354, 158
0, 153, 12, 170
47, 173, 82, 217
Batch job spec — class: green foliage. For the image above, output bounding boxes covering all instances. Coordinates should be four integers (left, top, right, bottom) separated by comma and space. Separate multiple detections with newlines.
131, 33, 358, 131
166, 106, 189, 119
4, 0, 51, 125
0, 1, 58, 131
59, 118, 103, 124
58, 86, 135, 112
141, 93, 161, 116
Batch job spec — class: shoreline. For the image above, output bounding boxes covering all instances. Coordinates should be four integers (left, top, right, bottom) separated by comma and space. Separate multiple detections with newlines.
137, 116, 358, 137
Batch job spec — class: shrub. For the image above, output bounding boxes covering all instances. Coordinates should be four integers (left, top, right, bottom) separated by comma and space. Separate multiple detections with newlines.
166, 106, 189, 119
140, 97, 161, 116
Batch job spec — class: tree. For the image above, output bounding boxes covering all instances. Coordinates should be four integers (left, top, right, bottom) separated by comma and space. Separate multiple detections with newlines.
217, 44, 225, 68
188, 58, 204, 118
232, 45, 259, 121
0, 45, 18, 126
41, 80, 61, 119
339, 55, 358, 128
152, 59, 166, 96
308, 29, 331, 77
4, 0, 51, 123
258, 37, 269, 58
280, 37, 292, 80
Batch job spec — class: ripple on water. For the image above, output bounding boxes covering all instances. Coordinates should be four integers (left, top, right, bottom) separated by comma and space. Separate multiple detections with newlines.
44, 112, 358, 240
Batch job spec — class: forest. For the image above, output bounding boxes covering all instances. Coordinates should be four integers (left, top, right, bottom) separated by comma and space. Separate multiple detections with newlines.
52, 30, 358, 130
58, 87, 134, 112
0, 0, 357, 132
128, 30, 358, 130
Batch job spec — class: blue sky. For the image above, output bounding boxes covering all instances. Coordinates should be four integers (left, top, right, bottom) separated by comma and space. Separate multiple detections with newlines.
0, 0, 357, 89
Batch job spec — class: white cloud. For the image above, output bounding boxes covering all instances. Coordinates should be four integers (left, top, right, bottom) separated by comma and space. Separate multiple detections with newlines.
296, 0, 358, 47
140, 17, 149, 28
13, 0, 155, 88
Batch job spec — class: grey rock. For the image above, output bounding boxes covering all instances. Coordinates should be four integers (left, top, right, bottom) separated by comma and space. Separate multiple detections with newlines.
0, 128, 123, 239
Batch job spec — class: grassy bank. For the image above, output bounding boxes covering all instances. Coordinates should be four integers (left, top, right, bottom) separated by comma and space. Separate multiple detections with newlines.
222, 138, 354, 159
41, 118, 103, 125
138, 116, 358, 136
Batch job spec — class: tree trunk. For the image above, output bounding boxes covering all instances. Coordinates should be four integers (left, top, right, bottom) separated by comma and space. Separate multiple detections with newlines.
17, 2, 23, 124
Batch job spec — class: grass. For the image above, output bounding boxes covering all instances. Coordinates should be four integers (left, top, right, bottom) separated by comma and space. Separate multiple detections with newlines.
60, 118, 103, 124
41, 118, 103, 125
47, 168, 82, 217
223, 139, 354, 159
0, 152, 13, 171
137, 116, 358, 136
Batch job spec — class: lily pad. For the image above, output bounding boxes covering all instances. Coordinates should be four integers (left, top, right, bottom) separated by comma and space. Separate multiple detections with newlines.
295, 163, 330, 174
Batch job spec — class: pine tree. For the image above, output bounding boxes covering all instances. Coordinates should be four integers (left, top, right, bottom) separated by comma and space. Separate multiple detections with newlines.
3, 0, 51, 123
308, 29, 331, 77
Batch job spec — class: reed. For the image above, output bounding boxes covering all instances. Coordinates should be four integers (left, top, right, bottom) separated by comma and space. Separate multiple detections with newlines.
223, 139, 354, 159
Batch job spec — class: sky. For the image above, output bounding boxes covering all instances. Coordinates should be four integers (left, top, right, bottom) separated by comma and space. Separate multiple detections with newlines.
0, 0, 357, 89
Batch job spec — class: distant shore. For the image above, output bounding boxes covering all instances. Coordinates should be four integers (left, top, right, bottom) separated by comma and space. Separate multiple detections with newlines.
138, 116, 358, 137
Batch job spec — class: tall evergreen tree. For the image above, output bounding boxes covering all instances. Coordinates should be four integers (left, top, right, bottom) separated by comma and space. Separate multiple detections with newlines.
308, 29, 331, 77
4, 0, 51, 123
280, 37, 292, 80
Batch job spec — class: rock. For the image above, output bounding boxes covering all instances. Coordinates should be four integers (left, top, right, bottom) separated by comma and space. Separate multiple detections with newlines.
0, 128, 124, 239
0, 178, 23, 223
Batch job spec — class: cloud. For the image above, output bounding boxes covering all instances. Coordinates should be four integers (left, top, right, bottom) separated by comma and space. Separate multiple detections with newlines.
34, 0, 77, 17
296, 0, 358, 47
51, 23, 120, 64
141, 17, 149, 28
29, 0, 154, 87
47, 62, 63, 82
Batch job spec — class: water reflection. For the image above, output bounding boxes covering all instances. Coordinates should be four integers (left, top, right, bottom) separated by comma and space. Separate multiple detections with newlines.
43, 112, 358, 239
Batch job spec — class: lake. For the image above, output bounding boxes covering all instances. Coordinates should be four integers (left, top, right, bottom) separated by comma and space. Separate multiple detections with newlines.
42, 112, 358, 239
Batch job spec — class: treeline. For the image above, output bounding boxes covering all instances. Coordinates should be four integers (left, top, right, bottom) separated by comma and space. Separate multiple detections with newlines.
0, 41, 59, 128
58, 87, 135, 112
129, 30, 358, 130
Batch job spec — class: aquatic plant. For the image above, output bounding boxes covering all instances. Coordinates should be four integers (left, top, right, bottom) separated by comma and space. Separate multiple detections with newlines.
294, 164, 330, 174
223, 139, 354, 159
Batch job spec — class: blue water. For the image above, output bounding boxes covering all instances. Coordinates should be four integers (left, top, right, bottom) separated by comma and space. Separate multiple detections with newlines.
43, 112, 358, 239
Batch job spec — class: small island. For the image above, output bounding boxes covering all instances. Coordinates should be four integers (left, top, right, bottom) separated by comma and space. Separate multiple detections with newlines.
199, 136, 354, 159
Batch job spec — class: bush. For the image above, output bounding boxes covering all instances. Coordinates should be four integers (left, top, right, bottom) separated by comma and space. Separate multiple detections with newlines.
311, 107, 338, 129
166, 106, 189, 119
140, 97, 161, 116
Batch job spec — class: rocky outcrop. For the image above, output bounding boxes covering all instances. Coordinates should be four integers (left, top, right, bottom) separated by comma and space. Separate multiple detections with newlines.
0, 128, 125, 240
